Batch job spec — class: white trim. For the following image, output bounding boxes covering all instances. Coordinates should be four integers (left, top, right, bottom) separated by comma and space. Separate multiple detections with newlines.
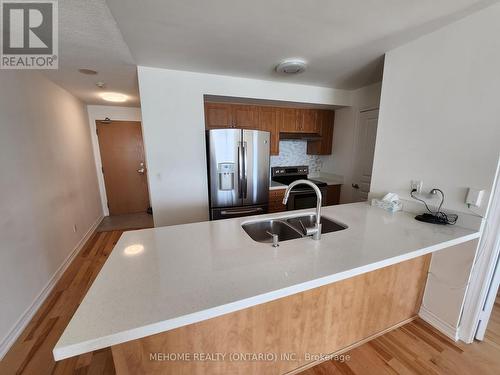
359, 106, 379, 113
0, 215, 103, 360
458, 156, 500, 343
475, 255, 500, 340
419, 306, 459, 341
86, 105, 142, 216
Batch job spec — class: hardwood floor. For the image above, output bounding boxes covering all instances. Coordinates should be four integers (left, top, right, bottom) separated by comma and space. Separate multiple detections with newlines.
300, 295, 500, 375
0, 231, 121, 375
1, 228, 499, 375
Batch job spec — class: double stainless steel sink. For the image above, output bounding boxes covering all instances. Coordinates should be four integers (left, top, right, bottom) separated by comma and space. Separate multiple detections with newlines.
242, 214, 347, 243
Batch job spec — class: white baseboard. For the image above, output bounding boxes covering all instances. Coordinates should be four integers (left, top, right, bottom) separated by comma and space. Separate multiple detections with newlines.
419, 306, 459, 341
0, 215, 103, 360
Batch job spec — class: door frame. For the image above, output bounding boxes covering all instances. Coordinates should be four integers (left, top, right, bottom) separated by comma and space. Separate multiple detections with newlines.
88, 107, 143, 215
91, 117, 150, 216
351, 108, 379, 202
458, 156, 500, 342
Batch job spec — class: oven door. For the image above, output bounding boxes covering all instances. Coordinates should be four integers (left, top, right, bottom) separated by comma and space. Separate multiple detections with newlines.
286, 187, 327, 211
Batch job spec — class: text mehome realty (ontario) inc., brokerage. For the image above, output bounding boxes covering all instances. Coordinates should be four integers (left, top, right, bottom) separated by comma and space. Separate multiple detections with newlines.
149, 351, 352, 363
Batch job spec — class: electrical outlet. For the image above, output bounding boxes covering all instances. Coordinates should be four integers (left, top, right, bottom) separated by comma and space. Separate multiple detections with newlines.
73, 224, 78, 233
466, 188, 484, 208
410, 180, 423, 193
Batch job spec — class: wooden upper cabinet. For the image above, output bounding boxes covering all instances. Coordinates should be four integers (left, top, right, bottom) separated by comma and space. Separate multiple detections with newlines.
204, 102, 333, 155
232, 105, 259, 129
307, 110, 335, 155
205, 103, 233, 129
278, 108, 298, 132
258, 107, 279, 155
297, 109, 319, 133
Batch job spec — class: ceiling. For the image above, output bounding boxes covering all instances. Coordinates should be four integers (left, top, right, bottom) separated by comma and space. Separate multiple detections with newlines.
105, 0, 497, 90
42, 0, 140, 106
43, 0, 497, 106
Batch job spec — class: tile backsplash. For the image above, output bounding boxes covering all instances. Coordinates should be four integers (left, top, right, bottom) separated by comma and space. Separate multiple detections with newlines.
270, 140, 326, 174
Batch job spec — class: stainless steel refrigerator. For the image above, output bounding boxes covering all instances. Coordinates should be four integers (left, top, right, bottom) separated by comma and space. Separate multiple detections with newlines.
207, 129, 270, 220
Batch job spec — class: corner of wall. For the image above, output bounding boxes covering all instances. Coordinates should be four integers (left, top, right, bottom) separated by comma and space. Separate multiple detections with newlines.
0, 214, 103, 360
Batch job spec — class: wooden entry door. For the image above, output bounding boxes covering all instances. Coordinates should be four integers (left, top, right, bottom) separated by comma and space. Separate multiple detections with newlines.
96, 120, 150, 215
352, 109, 379, 202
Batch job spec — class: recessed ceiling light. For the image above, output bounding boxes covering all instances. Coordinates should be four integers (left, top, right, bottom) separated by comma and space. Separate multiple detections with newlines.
275, 59, 307, 74
96, 81, 105, 88
78, 68, 98, 75
100, 92, 128, 102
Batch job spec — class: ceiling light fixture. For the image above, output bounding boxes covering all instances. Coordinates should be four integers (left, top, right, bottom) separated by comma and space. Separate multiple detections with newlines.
275, 59, 307, 74
96, 81, 106, 88
100, 92, 128, 102
78, 68, 98, 75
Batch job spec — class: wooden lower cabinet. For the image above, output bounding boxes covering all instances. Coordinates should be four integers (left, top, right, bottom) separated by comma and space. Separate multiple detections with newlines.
325, 184, 341, 206
268, 189, 286, 213
112, 255, 431, 375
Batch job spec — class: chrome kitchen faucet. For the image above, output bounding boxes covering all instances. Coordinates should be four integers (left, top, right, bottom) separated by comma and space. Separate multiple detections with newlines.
282, 180, 322, 240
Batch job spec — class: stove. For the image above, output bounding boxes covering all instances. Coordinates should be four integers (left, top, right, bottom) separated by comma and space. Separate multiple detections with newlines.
271, 166, 327, 189
271, 166, 327, 210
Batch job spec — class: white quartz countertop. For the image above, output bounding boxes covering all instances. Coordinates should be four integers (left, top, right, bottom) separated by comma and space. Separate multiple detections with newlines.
269, 180, 287, 190
311, 173, 344, 185
53, 203, 479, 360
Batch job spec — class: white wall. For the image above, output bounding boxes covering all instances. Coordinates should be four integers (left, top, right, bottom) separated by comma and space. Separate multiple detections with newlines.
87, 105, 142, 216
137, 67, 353, 226
369, 4, 500, 338
322, 82, 382, 203
371, 6, 500, 215
0, 71, 102, 357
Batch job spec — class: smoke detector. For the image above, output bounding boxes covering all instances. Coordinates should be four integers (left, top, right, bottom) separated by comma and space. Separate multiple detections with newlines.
275, 59, 307, 74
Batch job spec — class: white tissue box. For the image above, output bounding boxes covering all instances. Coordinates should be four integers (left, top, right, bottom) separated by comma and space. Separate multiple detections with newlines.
371, 197, 403, 213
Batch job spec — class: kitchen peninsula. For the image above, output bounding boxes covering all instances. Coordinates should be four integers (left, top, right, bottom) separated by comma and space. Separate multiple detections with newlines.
53, 202, 479, 374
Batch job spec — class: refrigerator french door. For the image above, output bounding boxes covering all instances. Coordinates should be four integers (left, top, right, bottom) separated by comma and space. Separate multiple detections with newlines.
207, 129, 270, 220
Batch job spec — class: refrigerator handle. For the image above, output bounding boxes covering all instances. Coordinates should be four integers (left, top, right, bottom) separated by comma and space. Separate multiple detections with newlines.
242, 141, 248, 199
237, 142, 244, 199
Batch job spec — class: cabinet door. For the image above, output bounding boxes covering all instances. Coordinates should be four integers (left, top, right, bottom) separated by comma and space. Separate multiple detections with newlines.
278, 108, 298, 132
233, 105, 259, 129
300, 109, 319, 133
259, 107, 279, 155
205, 103, 233, 129
326, 185, 341, 205
307, 110, 335, 155
268, 189, 287, 213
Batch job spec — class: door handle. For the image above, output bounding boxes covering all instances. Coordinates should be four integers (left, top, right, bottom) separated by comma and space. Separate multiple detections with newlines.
220, 207, 263, 216
352, 183, 360, 189
237, 143, 244, 198
137, 162, 145, 174
242, 141, 248, 199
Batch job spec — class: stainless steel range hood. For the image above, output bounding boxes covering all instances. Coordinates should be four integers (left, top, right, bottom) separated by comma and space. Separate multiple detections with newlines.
279, 132, 322, 140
